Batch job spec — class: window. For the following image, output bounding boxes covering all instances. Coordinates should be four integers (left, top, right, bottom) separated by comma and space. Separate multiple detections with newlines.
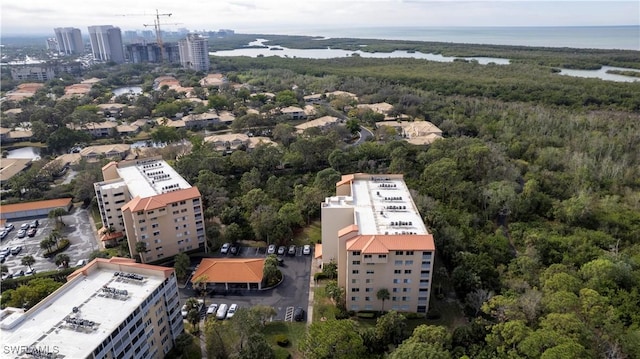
395, 251, 404, 255
394, 260, 403, 266
406, 251, 414, 255
352, 251, 361, 256
365, 297, 371, 301
138, 219, 146, 224
179, 201, 186, 205
180, 208, 188, 213
393, 288, 399, 293
352, 261, 361, 265
352, 270, 359, 274
366, 279, 372, 283
137, 211, 144, 215
394, 269, 401, 274
393, 279, 400, 284
403, 288, 411, 292
378, 254, 387, 259
365, 288, 372, 292
148, 211, 154, 215
403, 279, 412, 284
404, 270, 412, 274
405, 260, 414, 265
152, 224, 159, 228
364, 254, 372, 259
172, 210, 179, 215
153, 231, 160, 236
351, 297, 358, 301
351, 288, 360, 292
366, 270, 374, 274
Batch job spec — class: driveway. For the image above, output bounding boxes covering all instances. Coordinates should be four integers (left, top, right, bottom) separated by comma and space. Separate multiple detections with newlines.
179, 246, 313, 322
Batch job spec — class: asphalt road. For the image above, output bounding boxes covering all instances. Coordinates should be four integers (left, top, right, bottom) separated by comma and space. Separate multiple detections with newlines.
179, 246, 313, 322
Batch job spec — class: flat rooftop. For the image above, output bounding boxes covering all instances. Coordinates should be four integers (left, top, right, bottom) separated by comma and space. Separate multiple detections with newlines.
0, 261, 165, 358
100, 158, 191, 198
325, 175, 428, 236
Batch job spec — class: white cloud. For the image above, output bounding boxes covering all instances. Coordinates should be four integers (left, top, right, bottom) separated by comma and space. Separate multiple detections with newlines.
1, 1, 638, 36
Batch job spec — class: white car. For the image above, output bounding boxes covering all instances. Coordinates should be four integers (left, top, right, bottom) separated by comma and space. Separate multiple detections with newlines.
216, 304, 228, 320
303, 244, 311, 255
221, 243, 231, 254
206, 303, 219, 316
181, 304, 189, 318
267, 244, 276, 254
226, 304, 238, 319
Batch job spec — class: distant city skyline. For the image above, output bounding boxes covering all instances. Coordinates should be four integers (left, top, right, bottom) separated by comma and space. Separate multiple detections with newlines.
1, 1, 638, 37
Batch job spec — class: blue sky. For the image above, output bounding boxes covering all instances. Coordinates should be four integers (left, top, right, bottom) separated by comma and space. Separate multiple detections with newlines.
1, 1, 638, 36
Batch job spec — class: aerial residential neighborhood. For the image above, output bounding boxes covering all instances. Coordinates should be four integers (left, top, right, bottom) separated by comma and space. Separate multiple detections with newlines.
1, 7, 639, 358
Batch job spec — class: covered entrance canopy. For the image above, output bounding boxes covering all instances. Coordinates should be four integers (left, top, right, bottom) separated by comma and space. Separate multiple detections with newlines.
191, 258, 265, 290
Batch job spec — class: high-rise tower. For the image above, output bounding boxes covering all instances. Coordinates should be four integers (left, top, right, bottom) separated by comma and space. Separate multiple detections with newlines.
178, 33, 209, 72
88, 25, 125, 64
54, 27, 84, 55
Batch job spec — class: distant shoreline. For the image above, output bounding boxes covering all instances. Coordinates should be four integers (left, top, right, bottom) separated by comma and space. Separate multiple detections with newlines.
2, 25, 639, 51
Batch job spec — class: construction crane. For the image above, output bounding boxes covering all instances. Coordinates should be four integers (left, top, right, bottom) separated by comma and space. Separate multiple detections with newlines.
117, 9, 172, 62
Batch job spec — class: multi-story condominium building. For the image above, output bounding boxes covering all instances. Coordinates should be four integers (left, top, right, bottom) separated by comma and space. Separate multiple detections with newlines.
125, 42, 180, 64
0, 257, 183, 358
54, 27, 84, 55
178, 34, 210, 71
88, 25, 125, 63
9, 64, 56, 82
94, 156, 206, 263
321, 173, 435, 313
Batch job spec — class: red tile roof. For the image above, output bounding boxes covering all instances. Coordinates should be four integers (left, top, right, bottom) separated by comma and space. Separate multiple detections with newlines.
191, 258, 265, 283
121, 187, 201, 212
345, 234, 435, 253
0, 198, 72, 215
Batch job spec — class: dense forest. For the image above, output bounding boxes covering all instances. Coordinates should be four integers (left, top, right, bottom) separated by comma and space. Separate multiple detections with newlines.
1, 38, 639, 358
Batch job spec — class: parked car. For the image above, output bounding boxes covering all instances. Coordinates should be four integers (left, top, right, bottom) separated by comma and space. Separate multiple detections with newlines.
29, 220, 39, 228
76, 259, 88, 267
27, 228, 37, 237
277, 246, 286, 256
4, 223, 14, 232
0, 230, 7, 240
267, 244, 276, 255
10, 246, 22, 255
288, 245, 297, 256
230, 243, 240, 256
216, 304, 228, 320
17, 229, 27, 238
12, 270, 25, 278
226, 304, 238, 319
221, 243, 231, 254
20, 223, 29, 230
294, 307, 305, 321
0, 248, 10, 257
1, 272, 12, 280
181, 304, 189, 318
303, 244, 311, 255
206, 303, 219, 316
0, 254, 6, 263
25, 268, 36, 276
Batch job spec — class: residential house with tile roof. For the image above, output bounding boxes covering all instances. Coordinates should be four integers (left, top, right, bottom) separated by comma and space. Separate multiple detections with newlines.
321, 173, 435, 313
94, 156, 206, 263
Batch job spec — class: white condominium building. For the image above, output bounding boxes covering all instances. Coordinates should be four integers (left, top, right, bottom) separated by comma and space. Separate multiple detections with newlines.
0, 257, 183, 359
94, 156, 206, 263
321, 173, 436, 313
178, 34, 210, 72
54, 27, 84, 55
88, 25, 125, 63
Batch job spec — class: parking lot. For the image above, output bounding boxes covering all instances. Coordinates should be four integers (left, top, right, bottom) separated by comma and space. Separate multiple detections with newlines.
180, 244, 313, 323
1, 208, 100, 278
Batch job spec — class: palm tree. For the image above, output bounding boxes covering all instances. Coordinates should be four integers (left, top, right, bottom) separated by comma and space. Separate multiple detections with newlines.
21, 255, 36, 271
55, 253, 71, 269
377, 288, 390, 313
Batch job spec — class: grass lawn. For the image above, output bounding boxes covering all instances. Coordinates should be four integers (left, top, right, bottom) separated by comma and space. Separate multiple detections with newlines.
262, 322, 307, 359
312, 281, 339, 321
294, 220, 321, 245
